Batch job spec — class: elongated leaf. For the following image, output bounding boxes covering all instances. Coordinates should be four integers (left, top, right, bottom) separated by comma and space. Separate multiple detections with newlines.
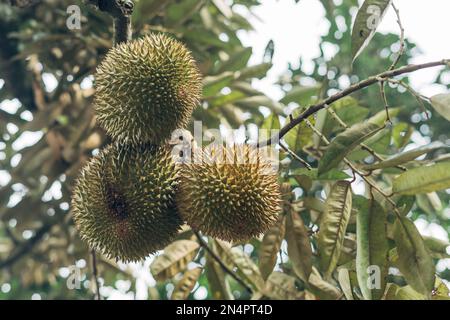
356, 198, 388, 300
430, 93, 450, 121
259, 214, 285, 280
215, 240, 265, 292
285, 115, 315, 152
308, 267, 342, 300
234, 96, 284, 114
351, 0, 392, 62
171, 267, 203, 300
286, 211, 312, 282
229, 247, 265, 292
261, 113, 280, 132
367, 107, 400, 126
206, 246, 233, 300
236, 62, 272, 80
393, 217, 435, 297
384, 284, 425, 300
392, 162, 450, 195
150, 240, 200, 281
318, 181, 353, 279
318, 122, 383, 176
217, 47, 252, 73
280, 85, 321, 105
337, 268, 355, 300
423, 236, 450, 259
291, 168, 351, 181
264, 272, 303, 300
363, 143, 448, 170
203, 72, 234, 97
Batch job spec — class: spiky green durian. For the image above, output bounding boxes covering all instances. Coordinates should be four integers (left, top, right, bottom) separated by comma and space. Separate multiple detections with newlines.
176, 144, 281, 242
72, 142, 182, 262
94, 33, 202, 143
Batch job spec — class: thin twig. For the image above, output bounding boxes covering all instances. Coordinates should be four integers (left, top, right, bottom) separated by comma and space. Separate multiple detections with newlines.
326, 104, 406, 171
303, 119, 401, 216
0, 222, 54, 269
383, 77, 430, 118
258, 59, 449, 147
193, 231, 252, 293
91, 249, 101, 300
378, 80, 392, 124
389, 2, 405, 70
279, 141, 312, 170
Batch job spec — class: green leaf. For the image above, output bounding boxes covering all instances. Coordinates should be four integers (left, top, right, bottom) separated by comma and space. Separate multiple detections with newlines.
318, 180, 353, 279
234, 96, 284, 114
203, 72, 234, 97
423, 236, 450, 259
356, 198, 388, 300
392, 122, 413, 148
264, 272, 303, 300
393, 216, 435, 297
280, 85, 321, 106
229, 247, 265, 292
337, 268, 357, 300
318, 122, 383, 176
392, 162, 450, 195
261, 113, 280, 132
286, 211, 312, 282
430, 93, 450, 121
210, 91, 246, 107
384, 284, 425, 300
171, 267, 203, 300
367, 107, 400, 126
308, 267, 342, 300
205, 247, 233, 300
363, 143, 448, 170
259, 214, 285, 280
215, 240, 265, 292
236, 63, 272, 80
351, 0, 392, 62
150, 240, 200, 281
217, 47, 252, 73
284, 115, 314, 152
291, 168, 351, 181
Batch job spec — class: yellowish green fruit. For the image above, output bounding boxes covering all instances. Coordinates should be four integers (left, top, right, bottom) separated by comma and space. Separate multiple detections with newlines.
177, 144, 281, 242
72, 142, 182, 262
94, 34, 202, 143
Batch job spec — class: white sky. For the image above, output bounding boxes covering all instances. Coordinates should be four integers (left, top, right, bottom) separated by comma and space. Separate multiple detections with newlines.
237, 0, 450, 99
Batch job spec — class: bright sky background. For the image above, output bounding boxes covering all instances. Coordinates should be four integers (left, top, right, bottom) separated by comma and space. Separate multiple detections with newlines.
1, 0, 450, 299
237, 0, 450, 100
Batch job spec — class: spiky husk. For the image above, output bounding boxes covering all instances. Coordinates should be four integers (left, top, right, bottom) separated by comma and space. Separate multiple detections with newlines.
94, 34, 202, 143
177, 144, 281, 242
72, 142, 182, 262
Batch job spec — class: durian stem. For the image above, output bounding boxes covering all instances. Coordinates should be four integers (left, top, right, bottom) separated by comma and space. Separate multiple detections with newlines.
193, 231, 253, 294
113, 15, 132, 45
86, 0, 134, 45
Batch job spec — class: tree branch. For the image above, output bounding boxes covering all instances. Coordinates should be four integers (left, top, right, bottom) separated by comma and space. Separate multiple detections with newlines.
193, 231, 253, 293
86, 0, 134, 45
258, 59, 449, 147
0, 222, 53, 269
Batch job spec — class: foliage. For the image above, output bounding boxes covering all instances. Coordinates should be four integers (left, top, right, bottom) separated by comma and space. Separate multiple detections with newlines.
0, 0, 449, 300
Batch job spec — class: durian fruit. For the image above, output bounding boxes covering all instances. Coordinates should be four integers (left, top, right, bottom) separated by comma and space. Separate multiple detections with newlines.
94, 33, 202, 143
176, 144, 281, 242
72, 142, 182, 262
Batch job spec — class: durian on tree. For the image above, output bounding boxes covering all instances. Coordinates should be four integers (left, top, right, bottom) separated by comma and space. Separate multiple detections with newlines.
1, 0, 450, 301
